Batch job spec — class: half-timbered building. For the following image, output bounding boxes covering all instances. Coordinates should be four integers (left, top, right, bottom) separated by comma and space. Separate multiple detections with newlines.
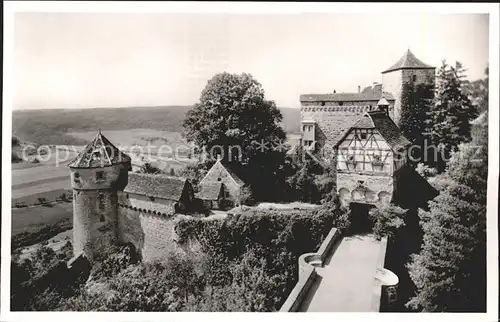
335, 109, 411, 206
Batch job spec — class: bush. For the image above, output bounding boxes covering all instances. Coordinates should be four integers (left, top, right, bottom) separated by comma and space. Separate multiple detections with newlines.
12, 152, 22, 163
415, 163, 438, 179
368, 204, 407, 240
90, 243, 140, 280
12, 136, 21, 146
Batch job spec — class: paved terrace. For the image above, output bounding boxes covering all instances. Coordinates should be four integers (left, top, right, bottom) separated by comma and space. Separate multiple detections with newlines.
284, 233, 387, 312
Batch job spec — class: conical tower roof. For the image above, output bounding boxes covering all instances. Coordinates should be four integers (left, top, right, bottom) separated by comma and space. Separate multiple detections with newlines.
68, 130, 131, 168
382, 49, 435, 74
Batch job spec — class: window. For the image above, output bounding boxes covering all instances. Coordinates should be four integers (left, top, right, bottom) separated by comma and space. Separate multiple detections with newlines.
309, 125, 313, 132
98, 193, 105, 210
149, 196, 155, 202
302, 125, 306, 132
96, 171, 105, 181
412, 75, 417, 82
73, 172, 80, 182
360, 133, 367, 140
338, 101, 344, 106
217, 177, 222, 182
99, 215, 106, 223
320, 101, 325, 106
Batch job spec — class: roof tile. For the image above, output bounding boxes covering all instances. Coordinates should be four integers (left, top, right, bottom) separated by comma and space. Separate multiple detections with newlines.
124, 172, 188, 201
382, 49, 435, 74
69, 130, 131, 168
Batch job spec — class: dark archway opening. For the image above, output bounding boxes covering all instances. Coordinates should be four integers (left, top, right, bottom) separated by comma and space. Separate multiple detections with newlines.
348, 202, 375, 235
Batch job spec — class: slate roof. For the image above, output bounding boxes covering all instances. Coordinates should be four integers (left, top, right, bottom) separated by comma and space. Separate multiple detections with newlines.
382, 49, 435, 74
68, 130, 131, 168
124, 172, 188, 201
300, 83, 394, 102
328, 113, 368, 148
225, 165, 245, 186
343, 111, 411, 150
196, 182, 223, 200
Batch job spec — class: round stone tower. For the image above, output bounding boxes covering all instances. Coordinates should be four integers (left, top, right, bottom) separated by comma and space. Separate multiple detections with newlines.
68, 130, 131, 260
381, 49, 436, 126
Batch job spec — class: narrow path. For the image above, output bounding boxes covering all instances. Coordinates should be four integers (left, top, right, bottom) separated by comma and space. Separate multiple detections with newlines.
299, 234, 382, 312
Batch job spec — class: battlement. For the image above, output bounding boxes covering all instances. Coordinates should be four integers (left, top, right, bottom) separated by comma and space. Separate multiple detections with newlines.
301, 105, 375, 113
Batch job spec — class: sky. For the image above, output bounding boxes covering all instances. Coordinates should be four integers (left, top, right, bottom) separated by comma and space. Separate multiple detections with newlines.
13, 12, 489, 110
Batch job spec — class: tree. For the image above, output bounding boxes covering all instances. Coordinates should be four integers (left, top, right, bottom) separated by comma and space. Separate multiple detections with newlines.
424, 61, 478, 172
407, 115, 487, 312
182, 72, 287, 201
463, 66, 489, 114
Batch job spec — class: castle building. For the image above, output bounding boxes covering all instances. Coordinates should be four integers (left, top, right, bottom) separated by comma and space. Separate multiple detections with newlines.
299, 49, 435, 207
335, 109, 411, 206
69, 130, 195, 262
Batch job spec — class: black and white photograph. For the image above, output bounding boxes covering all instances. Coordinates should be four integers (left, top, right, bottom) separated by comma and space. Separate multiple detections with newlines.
1, 2, 498, 321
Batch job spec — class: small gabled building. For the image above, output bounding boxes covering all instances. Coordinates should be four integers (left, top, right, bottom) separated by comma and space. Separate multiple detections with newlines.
195, 182, 226, 210
198, 158, 245, 208
335, 109, 411, 206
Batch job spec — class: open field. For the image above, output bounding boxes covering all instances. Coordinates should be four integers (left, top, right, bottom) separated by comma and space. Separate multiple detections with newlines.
12, 163, 70, 188
11, 202, 73, 236
13, 189, 73, 206
11, 202, 73, 250
13, 106, 301, 146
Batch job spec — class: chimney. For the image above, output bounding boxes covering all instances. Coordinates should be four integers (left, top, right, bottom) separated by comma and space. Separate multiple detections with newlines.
358, 86, 361, 93
373, 82, 378, 88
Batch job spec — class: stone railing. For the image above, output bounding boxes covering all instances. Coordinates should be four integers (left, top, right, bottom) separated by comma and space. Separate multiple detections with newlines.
279, 227, 342, 312
370, 236, 392, 312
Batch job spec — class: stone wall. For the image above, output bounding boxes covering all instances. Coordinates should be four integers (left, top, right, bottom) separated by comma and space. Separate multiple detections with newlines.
382, 69, 435, 126
300, 107, 369, 156
117, 205, 182, 262
72, 189, 118, 260
337, 172, 394, 206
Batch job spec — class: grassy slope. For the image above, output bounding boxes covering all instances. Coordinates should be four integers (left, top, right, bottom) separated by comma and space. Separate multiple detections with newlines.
13, 106, 301, 145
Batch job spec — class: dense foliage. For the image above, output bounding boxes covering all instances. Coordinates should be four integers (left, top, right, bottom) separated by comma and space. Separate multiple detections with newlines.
14, 195, 347, 312
424, 61, 478, 171
368, 204, 407, 240
399, 78, 434, 164
182, 72, 288, 201
407, 87, 487, 312
11, 243, 76, 311
283, 144, 336, 204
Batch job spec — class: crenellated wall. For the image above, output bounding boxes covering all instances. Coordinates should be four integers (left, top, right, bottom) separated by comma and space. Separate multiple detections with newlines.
116, 192, 185, 262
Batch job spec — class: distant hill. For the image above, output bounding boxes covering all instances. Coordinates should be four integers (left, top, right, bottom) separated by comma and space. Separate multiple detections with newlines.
12, 106, 301, 145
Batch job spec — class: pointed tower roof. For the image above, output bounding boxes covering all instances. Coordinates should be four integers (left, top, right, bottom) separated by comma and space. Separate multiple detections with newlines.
68, 130, 131, 168
382, 49, 435, 74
